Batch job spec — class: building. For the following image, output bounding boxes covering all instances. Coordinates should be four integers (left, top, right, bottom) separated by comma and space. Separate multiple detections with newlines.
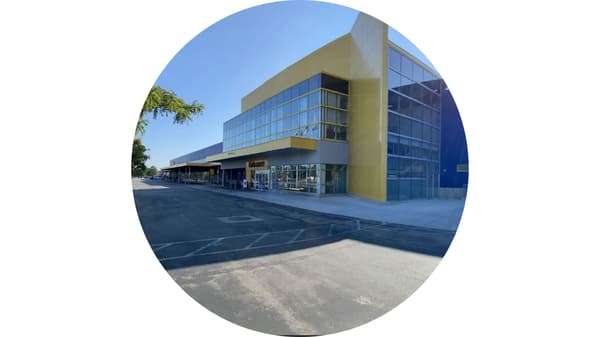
162, 13, 468, 201
160, 142, 222, 184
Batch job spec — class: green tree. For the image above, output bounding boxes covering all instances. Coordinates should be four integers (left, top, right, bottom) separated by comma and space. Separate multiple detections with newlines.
136, 86, 205, 136
132, 86, 204, 179
132, 139, 150, 177
146, 166, 158, 177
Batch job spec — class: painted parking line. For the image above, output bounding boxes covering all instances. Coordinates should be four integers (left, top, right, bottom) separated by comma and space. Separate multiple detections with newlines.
155, 239, 216, 259
155, 222, 389, 261
150, 228, 302, 247
287, 229, 304, 243
159, 232, 342, 261
184, 238, 224, 257
152, 243, 173, 252
252, 230, 304, 248
244, 233, 269, 249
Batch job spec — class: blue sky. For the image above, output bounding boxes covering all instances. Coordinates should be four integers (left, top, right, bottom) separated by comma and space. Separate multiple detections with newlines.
139, 1, 433, 169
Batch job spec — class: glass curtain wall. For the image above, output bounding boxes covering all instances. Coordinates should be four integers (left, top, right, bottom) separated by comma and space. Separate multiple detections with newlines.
387, 46, 441, 200
223, 74, 349, 152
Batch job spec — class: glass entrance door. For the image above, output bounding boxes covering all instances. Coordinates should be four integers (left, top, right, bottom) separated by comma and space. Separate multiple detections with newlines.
325, 164, 347, 193
254, 169, 269, 191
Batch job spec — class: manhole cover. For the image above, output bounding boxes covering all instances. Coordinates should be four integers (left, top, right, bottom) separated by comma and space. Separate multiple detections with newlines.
217, 215, 263, 223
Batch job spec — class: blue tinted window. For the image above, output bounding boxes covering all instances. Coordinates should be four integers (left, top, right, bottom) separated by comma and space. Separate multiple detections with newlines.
298, 96, 308, 111
399, 115, 411, 135
290, 98, 299, 112
321, 73, 348, 94
268, 97, 275, 110
325, 108, 337, 123
298, 111, 308, 126
227, 73, 352, 151
424, 78, 440, 94
412, 64, 424, 83
308, 108, 320, 123
410, 84, 423, 102
338, 110, 348, 125
401, 55, 412, 76
388, 69, 402, 91
283, 116, 291, 129
290, 84, 299, 98
326, 92, 337, 107
308, 90, 320, 107
388, 47, 401, 71
283, 88, 291, 102
411, 120, 422, 139
298, 80, 309, 96
290, 113, 299, 129
399, 76, 412, 96
388, 111, 399, 133
283, 102, 292, 115
388, 91, 400, 112
309, 74, 321, 91
339, 95, 348, 110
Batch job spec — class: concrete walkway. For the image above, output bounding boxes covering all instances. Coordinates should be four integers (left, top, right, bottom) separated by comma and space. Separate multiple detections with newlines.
182, 183, 466, 231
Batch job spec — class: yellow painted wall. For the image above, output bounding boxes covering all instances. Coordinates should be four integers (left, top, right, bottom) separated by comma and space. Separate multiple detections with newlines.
245, 158, 268, 183
242, 35, 352, 112
237, 13, 388, 202
347, 13, 388, 201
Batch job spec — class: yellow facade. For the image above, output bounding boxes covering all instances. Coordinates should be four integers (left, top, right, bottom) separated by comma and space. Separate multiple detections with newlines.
245, 158, 268, 183
239, 13, 389, 201
241, 34, 353, 113
347, 13, 388, 201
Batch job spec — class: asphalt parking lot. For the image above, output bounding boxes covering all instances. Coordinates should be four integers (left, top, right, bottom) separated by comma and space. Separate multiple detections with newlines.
133, 179, 456, 335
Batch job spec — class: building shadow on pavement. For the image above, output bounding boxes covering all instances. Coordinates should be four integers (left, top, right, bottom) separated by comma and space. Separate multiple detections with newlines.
133, 180, 457, 271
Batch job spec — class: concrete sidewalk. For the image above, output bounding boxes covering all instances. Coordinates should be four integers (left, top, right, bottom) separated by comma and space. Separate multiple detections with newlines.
183, 183, 466, 231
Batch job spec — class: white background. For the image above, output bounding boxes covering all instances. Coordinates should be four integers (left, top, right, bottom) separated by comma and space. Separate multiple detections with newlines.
1, 1, 599, 336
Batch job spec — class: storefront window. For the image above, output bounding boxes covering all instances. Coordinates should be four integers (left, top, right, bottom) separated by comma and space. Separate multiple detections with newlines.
269, 163, 341, 194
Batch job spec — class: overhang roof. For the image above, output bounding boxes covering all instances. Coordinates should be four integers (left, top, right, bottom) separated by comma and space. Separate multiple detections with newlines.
206, 136, 317, 161
160, 161, 221, 171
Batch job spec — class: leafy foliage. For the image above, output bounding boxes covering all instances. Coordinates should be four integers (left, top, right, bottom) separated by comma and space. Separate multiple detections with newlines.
145, 166, 158, 177
136, 86, 204, 135
132, 87, 204, 178
132, 139, 150, 177
131, 86, 204, 177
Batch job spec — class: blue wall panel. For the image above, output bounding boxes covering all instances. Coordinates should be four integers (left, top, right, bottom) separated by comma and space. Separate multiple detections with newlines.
440, 85, 468, 188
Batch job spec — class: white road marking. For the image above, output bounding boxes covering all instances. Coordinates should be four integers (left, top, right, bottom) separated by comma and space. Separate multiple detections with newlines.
159, 234, 340, 261
155, 223, 393, 261
245, 233, 269, 249
150, 228, 304, 247
152, 243, 173, 252
184, 238, 224, 257
287, 229, 304, 243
